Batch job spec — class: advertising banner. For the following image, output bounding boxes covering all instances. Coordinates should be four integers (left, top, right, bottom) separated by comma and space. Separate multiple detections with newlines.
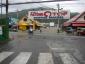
28, 10, 70, 19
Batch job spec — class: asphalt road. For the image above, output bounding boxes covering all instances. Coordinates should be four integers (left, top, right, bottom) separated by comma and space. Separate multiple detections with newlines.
0, 30, 85, 64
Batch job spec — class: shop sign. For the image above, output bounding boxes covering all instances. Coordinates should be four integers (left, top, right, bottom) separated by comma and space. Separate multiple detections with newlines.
28, 10, 70, 19
50, 22, 54, 26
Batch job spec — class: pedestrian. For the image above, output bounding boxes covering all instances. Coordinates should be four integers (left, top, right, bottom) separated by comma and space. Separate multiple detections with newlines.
39, 28, 42, 33
30, 27, 33, 34
28, 26, 33, 38
40, 29, 42, 33
57, 29, 60, 33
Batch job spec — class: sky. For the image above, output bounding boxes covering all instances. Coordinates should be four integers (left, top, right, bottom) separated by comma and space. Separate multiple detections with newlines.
0, 0, 85, 14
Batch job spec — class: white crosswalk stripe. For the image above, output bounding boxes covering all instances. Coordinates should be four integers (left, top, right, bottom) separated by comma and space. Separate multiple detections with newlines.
38, 53, 54, 64
0, 52, 79, 64
59, 53, 79, 64
0, 52, 14, 62
10, 52, 32, 64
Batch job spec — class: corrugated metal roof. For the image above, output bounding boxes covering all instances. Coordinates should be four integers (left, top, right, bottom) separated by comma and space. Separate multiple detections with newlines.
67, 13, 80, 22
63, 11, 85, 26
67, 11, 85, 22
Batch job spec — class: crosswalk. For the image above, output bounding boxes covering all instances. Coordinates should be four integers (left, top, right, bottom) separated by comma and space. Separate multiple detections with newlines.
0, 51, 79, 64
38, 53, 54, 64
10, 52, 32, 64
0, 52, 14, 63
59, 53, 79, 64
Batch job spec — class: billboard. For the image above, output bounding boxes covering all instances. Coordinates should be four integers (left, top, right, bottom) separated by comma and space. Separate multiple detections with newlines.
28, 10, 70, 19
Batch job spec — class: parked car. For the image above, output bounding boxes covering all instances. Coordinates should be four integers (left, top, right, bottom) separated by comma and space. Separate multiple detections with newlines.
77, 28, 85, 36
65, 27, 73, 33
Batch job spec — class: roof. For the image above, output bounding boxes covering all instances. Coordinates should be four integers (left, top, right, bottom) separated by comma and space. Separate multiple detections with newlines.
63, 11, 85, 26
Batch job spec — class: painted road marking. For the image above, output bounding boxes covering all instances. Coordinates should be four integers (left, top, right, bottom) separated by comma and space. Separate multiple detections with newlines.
10, 52, 32, 64
51, 48, 74, 53
59, 53, 79, 64
0, 52, 14, 62
38, 53, 54, 64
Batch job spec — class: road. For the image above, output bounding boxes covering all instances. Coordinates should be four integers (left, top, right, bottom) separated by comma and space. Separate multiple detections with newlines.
0, 29, 85, 64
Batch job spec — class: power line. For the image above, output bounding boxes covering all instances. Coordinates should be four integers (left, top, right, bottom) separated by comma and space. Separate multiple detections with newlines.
0, 0, 76, 6
0, 1, 85, 7
0, 4, 6, 7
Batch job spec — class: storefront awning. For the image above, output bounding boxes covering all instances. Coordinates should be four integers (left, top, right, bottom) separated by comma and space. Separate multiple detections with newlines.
63, 22, 71, 26
72, 23, 85, 27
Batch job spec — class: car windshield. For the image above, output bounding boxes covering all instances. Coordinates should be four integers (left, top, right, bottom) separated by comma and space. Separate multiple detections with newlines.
0, 0, 85, 64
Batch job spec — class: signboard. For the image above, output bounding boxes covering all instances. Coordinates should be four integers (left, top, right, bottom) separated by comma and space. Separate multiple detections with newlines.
0, 26, 2, 35
28, 10, 70, 19
50, 22, 54, 27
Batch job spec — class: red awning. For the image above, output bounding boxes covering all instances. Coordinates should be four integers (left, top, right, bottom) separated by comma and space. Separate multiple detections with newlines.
72, 23, 85, 26
63, 22, 71, 26
72, 21, 85, 23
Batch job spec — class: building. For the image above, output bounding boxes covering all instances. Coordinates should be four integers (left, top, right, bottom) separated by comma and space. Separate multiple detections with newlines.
63, 11, 85, 28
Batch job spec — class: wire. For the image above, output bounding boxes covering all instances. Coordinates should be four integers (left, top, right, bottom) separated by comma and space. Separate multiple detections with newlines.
0, 0, 76, 6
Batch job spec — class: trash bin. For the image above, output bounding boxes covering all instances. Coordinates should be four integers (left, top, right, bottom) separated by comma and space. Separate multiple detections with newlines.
0, 18, 9, 42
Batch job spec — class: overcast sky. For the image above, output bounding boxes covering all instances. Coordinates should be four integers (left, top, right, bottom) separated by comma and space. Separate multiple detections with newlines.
0, 0, 85, 14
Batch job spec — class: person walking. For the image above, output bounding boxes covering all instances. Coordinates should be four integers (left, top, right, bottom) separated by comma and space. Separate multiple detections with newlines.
28, 26, 33, 38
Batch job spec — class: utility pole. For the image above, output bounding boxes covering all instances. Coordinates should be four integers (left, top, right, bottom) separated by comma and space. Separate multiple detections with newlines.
17, 9, 19, 19
6, 0, 8, 18
16, 9, 19, 31
6, 0, 9, 39
1, 0, 2, 18
57, 4, 62, 33
57, 4, 60, 33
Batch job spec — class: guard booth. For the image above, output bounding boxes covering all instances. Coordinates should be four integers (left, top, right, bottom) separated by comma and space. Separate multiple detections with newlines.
0, 18, 9, 42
